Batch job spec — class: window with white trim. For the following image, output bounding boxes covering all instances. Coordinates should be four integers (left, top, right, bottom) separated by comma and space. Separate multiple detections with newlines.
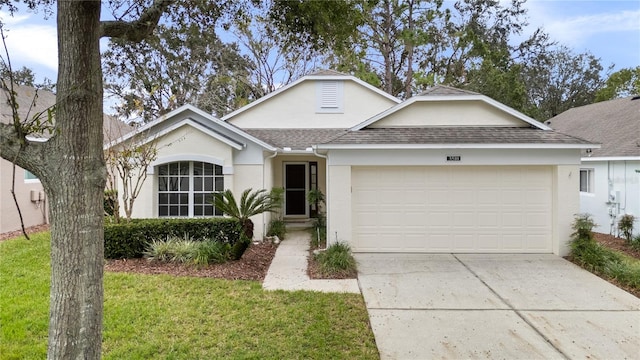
316, 80, 344, 113
24, 170, 39, 182
158, 161, 223, 217
579, 169, 594, 193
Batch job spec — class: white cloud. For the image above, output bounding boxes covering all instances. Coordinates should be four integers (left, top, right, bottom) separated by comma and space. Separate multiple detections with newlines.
545, 10, 640, 46
0, 11, 58, 75
525, 1, 640, 47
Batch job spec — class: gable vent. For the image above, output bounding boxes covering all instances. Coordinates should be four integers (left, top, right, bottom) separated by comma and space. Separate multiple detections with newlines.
321, 81, 339, 108
316, 80, 344, 113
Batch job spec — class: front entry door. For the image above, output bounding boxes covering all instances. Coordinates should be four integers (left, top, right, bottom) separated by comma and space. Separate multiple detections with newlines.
284, 163, 308, 216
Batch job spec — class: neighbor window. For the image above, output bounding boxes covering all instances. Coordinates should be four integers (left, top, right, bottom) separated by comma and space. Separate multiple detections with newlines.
579, 169, 594, 193
24, 170, 39, 182
157, 161, 223, 217
316, 80, 344, 113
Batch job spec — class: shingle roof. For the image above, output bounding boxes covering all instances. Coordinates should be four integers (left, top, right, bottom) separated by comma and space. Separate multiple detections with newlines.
323, 127, 594, 146
1, 84, 134, 144
308, 69, 350, 77
0, 84, 56, 126
546, 96, 640, 157
418, 85, 480, 96
243, 128, 346, 150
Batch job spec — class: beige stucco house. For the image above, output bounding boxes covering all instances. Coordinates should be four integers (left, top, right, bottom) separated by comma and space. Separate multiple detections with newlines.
0, 85, 55, 233
0, 84, 133, 234
110, 70, 596, 256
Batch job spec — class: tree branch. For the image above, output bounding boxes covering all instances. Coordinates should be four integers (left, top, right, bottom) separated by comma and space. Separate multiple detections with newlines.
0, 122, 46, 172
100, 0, 174, 42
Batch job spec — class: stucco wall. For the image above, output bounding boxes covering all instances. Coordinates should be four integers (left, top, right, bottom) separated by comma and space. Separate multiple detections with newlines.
369, 100, 526, 128
580, 160, 640, 236
0, 160, 48, 233
120, 125, 242, 220
553, 165, 580, 256
326, 150, 582, 256
326, 165, 352, 246
227, 80, 397, 129
233, 164, 266, 239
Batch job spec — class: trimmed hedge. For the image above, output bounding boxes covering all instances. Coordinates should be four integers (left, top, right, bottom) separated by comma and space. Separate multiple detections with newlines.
105, 218, 242, 259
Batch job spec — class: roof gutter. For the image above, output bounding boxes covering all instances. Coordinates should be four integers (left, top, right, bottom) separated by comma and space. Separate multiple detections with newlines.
316, 143, 601, 150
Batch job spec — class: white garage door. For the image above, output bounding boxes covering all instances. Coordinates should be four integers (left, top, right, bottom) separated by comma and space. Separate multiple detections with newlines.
351, 166, 553, 253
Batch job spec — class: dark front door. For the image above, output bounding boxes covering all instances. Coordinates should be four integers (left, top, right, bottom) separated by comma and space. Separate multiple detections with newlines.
284, 163, 307, 216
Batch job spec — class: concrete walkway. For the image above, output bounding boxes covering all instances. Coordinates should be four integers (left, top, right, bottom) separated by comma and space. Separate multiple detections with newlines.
262, 230, 360, 293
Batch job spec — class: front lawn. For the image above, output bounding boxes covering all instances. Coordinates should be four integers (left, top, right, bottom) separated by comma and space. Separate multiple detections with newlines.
0, 232, 378, 359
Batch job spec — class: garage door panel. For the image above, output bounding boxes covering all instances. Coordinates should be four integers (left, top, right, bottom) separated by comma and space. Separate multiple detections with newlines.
427, 190, 450, 204
352, 166, 552, 253
453, 212, 476, 226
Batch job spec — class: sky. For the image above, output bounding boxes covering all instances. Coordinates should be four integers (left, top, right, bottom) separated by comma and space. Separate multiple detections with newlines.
0, 0, 638, 86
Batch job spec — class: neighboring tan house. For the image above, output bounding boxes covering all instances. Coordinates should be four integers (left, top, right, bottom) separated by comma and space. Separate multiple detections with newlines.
109, 70, 596, 256
0, 84, 133, 234
547, 96, 640, 236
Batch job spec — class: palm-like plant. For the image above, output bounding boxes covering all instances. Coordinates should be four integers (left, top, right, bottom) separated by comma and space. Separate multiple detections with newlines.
212, 188, 279, 241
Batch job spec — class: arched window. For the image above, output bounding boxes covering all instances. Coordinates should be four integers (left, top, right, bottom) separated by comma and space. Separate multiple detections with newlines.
157, 161, 224, 217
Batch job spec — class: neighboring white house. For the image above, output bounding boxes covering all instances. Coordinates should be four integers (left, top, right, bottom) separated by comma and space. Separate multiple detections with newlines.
547, 96, 640, 236
110, 70, 596, 256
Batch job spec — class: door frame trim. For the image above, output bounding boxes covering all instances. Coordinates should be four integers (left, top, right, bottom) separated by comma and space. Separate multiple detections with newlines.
283, 162, 309, 218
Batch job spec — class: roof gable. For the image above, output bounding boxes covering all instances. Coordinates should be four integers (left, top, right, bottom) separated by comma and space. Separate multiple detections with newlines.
106, 104, 275, 151
222, 71, 400, 129
352, 86, 550, 131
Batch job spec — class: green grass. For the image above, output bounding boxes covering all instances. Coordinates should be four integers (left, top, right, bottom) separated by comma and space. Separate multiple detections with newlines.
1, 232, 378, 359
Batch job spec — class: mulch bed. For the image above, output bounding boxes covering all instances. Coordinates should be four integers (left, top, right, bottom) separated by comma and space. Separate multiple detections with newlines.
567, 232, 640, 298
0, 224, 50, 241
105, 241, 278, 281
593, 232, 640, 259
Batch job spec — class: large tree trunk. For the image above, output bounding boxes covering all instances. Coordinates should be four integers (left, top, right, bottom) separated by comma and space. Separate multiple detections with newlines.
45, 2, 105, 358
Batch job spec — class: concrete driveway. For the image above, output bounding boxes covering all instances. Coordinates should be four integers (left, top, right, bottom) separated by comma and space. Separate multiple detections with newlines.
355, 253, 640, 359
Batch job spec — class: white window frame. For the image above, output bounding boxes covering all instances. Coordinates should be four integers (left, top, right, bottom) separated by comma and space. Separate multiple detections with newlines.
316, 80, 344, 113
579, 168, 594, 193
157, 161, 224, 217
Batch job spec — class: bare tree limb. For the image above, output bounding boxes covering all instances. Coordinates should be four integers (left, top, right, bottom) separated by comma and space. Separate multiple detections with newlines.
100, 0, 174, 42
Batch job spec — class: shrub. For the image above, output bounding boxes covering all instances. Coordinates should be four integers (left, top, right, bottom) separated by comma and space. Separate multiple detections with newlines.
310, 212, 326, 249
570, 215, 640, 293
105, 218, 241, 259
144, 236, 231, 266
267, 219, 286, 239
570, 213, 596, 255
314, 242, 357, 277
631, 235, 640, 251
191, 241, 230, 265
618, 214, 635, 242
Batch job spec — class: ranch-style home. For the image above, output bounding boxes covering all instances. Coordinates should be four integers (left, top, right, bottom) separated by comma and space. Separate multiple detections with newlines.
109, 70, 596, 256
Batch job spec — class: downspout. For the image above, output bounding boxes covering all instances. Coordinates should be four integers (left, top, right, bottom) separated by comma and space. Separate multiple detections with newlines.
262, 150, 278, 239
313, 146, 329, 249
